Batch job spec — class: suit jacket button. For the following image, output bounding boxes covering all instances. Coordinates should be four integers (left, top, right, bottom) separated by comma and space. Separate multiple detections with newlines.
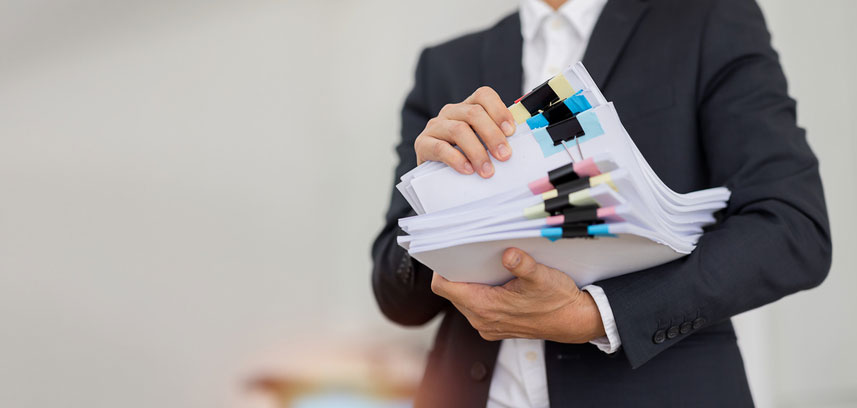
470, 362, 488, 381
680, 322, 692, 334
667, 326, 680, 339
652, 330, 666, 344
692, 317, 707, 330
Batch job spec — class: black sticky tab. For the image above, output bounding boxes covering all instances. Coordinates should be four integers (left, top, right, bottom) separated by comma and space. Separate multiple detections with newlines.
544, 196, 570, 215
562, 205, 599, 224
547, 163, 579, 186
541, 100, 574, 125
520, 79, 559, 114
546, 116, 585, 146
561, 225, 591, 239
555, 177, 590, 196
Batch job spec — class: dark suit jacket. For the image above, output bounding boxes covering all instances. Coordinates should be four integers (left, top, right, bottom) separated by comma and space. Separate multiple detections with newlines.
372, 0, 832, 406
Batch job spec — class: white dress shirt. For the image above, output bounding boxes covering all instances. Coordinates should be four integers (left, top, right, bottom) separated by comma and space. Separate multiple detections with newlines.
487, 0, 619, 407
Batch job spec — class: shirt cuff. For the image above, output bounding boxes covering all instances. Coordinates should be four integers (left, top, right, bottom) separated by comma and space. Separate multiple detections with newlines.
582, 284, 622, 354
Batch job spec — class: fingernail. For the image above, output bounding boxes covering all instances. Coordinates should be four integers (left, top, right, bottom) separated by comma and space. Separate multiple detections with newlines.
463, 161, 474, 174
496, 144, 510, 160
501, 121, 515, 136
507, 251, 521, 267
481, 161, 493, 177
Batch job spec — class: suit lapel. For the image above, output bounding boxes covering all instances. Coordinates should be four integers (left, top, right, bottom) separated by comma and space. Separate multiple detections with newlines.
583, 0, 650, 88
481, 13, 524, 105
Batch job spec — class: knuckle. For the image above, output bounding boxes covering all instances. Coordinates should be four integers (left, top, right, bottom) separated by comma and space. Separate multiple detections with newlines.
451, 121, 469, 134
431, 139, 447, 158
440, 103, 456, 116
430, 279, 442, 295
414, 136, 430, 156
474, 86, 492, 99
478, 330, 499, 342
465, 105, 483, 120
449, 123, 470, 141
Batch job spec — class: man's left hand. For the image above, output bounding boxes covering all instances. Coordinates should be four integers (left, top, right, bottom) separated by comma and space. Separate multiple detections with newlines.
430, 247, 606, 343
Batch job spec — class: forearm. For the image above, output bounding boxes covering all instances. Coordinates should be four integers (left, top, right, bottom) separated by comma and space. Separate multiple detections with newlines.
371, 46, 450, 326
596, 0, 832, 368
599, 167, 831, 368
372, 223, 447, 326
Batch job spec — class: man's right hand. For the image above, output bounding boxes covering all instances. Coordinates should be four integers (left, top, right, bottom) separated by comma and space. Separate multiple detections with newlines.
414, 86, 516, 178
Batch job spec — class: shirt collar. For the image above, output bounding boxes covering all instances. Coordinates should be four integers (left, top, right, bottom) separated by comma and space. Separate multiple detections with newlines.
520, 0, 608, 41
519, 0, 554, 41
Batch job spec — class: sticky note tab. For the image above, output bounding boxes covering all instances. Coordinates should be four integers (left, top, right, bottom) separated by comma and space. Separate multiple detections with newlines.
524, 203, 548, 219
526, 113, 550, 129
548, 75, 576, 100
597, 206, 624, 222
541, 189, 559, 200
532, 128, 567, 157
588, 224, 616, 237
534, 110, 605, 158
573, 157, 602, 177
528, 176, 553, 195
568, 189, 597, 207
510, 102, 531, 124
545, 215, 565, 226
565, 91, 593, 114
576, 110, 605, 141
541, 227, 563, 242
590, 173, 617, 191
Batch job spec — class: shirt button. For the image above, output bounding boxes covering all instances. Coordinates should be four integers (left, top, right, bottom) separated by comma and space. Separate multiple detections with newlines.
525, 351, 538, 361
470, 361, 488, 381
550, 17, 564, 30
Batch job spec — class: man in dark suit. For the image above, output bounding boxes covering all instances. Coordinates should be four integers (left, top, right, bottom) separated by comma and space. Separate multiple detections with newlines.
372, 0, 832, 406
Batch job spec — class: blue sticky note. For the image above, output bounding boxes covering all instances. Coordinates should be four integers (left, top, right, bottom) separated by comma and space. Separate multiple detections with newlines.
565, 91, 592, 114
526, 113, 550, 129
588, 224, 617, 237
541, 227, 563, 242
532, 110, 605, 158
575, 110, 605, 143
533, 128, 567, 157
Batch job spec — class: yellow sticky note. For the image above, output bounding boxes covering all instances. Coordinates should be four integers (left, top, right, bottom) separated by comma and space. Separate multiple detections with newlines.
548, 75, 576, 100
509, 102, 531, 124
590, 173, 618, 191
568, 189, 597, 207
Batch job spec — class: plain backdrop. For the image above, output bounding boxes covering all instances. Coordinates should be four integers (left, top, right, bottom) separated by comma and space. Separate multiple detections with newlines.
0, 1, 855, 407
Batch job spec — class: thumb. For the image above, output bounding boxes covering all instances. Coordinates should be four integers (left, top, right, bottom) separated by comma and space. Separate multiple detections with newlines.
502, 248, 542, 282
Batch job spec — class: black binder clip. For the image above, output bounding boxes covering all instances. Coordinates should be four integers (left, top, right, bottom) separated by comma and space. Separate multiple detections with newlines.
509, 73, 577, 124
546, 116, 586, 146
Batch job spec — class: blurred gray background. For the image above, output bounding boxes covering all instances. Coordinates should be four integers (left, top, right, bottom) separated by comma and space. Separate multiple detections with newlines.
0, 1, 854, 407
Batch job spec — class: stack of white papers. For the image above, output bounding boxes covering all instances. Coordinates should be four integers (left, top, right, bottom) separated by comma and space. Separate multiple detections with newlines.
396, 63, 730, 286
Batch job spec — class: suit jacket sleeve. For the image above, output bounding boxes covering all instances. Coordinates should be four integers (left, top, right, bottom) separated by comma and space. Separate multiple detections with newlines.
596, 0, 832, 368
371, 48, 449, 326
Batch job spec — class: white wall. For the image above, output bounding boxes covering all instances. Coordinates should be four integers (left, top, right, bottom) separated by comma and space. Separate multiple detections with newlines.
733, 2, 857, 407
0, 1, 853, 407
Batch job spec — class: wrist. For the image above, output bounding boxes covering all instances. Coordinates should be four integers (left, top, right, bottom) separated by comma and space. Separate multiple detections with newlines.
577, 291, 607, 341
550, 290, 607, 343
